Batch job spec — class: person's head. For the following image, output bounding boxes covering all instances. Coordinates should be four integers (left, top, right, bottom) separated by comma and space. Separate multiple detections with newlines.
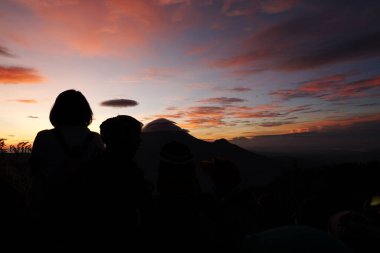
328, 210, 380, 253
201, 157, 241, 196
100, 115, 143, 156
50, 89, 93, 127
157, 141, 200, 195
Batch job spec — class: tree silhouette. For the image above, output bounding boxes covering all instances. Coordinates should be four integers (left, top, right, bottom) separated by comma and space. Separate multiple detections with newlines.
0, 138, 6, 153
0, 139, 32, 154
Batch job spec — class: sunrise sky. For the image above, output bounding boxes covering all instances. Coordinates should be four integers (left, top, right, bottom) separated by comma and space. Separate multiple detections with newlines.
1, 0, 380, 148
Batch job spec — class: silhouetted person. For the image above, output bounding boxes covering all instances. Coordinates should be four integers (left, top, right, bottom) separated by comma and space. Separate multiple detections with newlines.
201, 157, 258, 252
328, 210, 380, 253
154, 141, 217, 253
27, 89, 104, 250
80, 115, 153, 251
157, 141, 200, 195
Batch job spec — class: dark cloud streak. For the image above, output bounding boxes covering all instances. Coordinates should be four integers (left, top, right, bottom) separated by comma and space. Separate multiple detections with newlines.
212, 2, 380, 73
0, 46, 14, 57
197, 97, 245, 105
101, 99, 138, 107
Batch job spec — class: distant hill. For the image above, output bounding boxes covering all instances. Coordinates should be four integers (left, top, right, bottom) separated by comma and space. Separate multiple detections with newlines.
136, 119, 284, 192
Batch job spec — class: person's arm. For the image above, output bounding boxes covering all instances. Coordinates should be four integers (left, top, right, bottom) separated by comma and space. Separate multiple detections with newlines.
29, 131, 45, 177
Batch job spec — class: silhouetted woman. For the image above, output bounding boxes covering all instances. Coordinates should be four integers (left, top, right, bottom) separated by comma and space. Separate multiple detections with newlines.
27, 89, 104, 249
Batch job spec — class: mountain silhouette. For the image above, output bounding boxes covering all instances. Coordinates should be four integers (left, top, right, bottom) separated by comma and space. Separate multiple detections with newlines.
136, 119, 283, 192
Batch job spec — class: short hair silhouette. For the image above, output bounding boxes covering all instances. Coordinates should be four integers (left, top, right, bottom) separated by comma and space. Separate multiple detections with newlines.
49, 89, 93, 127
100, 115, 143, 148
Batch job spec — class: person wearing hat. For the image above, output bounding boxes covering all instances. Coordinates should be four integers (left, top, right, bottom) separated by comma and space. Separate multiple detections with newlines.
157, 141, 200, 195
154, 141, 217, 252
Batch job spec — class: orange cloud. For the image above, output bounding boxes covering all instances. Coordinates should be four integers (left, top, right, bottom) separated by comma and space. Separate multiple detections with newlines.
150, 102, 311, 131
154, 112, 184, 119
13, 99, 38, 103
0, 66, 44, 84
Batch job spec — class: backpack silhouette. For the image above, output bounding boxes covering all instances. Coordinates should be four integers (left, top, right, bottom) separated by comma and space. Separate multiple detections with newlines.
52, 128, 95, 183
44, 128, 96, 210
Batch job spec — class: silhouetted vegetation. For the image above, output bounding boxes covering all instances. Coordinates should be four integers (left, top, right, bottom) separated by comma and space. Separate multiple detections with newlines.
0, 139, 32, 154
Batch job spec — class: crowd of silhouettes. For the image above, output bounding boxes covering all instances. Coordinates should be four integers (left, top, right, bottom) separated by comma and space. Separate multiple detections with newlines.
0, 89, 379, 252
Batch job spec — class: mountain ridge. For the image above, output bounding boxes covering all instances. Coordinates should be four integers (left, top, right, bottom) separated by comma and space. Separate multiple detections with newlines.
136, 119, 284, 192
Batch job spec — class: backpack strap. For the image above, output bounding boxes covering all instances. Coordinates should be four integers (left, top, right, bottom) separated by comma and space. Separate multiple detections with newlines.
53, 128, 95, 157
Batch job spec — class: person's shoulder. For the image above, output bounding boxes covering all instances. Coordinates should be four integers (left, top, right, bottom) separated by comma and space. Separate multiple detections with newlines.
89, 131, 105, 148
34, 129, 55, 140
36, 128, 53, 135
89, 130, 101, 138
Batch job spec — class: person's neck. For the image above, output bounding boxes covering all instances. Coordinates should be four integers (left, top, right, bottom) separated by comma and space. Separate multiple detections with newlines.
105, 147, 135, 159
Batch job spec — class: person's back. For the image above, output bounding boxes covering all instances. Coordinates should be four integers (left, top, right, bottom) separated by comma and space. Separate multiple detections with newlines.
80, 115, 153, 251
201, 157, 259, 252
27, 90, 104, 250
154, 142, 217, 253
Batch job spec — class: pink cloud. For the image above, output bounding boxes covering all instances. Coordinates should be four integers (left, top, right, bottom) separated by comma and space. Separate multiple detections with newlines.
156, 0, 189, 5
122, 67, 178, 83
197, 97, 245, 104
260, 0, 298, 13
10, 0, 201, 56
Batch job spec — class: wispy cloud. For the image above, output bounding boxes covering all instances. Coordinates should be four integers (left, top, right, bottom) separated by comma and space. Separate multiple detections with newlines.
0, 65, 45, 84
197, 97, 245, 105
260, 0, 298, 13
258, 120, 295, 127
271, 74, 380, 101
100, 99, 138, 107
11, 0, 201, 56
357, 103, 380, 107
27, 115, 39, 119
227, 87, 251, 92
121, 67, 177, 83
212, 2, 380, 74
13, 99, 38, 103
152, 102, 311, 130
156, 0, 189, 6
222, 0, 258, 17
0, 45, 14, 57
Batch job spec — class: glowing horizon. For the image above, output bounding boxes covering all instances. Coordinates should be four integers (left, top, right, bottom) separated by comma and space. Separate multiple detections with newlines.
1, 0, 380, 148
